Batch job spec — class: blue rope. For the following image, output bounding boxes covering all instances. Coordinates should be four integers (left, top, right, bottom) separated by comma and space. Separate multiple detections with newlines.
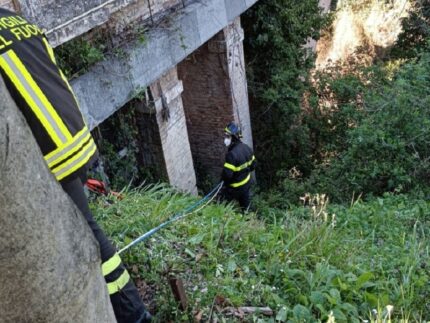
118, 182, 223, 254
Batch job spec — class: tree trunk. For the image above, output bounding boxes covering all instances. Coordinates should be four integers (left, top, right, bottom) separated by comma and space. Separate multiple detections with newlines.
0, 76, 116, 322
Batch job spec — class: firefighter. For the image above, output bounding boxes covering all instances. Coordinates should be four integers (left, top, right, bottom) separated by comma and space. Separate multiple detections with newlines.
0, 8, 151, 322
221, 122, 256, 211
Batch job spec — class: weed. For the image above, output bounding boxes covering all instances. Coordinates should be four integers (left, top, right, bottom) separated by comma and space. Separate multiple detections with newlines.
92, 188, 430, 322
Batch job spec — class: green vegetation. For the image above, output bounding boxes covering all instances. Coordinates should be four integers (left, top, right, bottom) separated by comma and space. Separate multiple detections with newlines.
92, 186, 430, 321
242, 0, 331, 187
244, 0, 430, 206
391, 0, 430, 59
55, 26, 148, 79
94, 106, 140, 189
56, 37, 106, 79
83, 1, 430, 321
93, 104, 163, 189
262, 50, 430, 207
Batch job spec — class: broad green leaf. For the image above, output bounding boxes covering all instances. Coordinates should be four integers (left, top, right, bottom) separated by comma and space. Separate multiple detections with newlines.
275, 306, 288, 322
184, 248, 196, 259
364, 292, 379, 307
332, 307, 347, 321
355, 272, 374, 289
310, 291, 325, 305
293, 305, 311, 321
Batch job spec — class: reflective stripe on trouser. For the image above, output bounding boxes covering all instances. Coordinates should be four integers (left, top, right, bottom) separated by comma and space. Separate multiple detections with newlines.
61, 177, 148, 323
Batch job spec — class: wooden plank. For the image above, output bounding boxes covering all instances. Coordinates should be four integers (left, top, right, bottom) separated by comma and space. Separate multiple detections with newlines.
169, 277, 187, 310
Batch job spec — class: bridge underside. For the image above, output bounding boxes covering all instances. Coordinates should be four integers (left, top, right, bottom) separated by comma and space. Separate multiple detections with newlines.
2, 0, 259, 193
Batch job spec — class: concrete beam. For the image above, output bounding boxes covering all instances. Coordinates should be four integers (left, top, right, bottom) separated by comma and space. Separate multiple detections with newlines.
70, 0, 259, 130
0, 0, 18, 12
18, 0, 138, 47
17, 0, 182, 47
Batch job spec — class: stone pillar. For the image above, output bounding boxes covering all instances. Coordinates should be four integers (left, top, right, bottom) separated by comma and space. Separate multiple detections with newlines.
178, 17, 253, 186
135, 67, 197, 195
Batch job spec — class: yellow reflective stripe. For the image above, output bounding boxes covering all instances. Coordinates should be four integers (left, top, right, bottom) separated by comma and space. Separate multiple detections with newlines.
59, 69, 81, 108
102, 253, 122, 277
6, 51, 72, 142
42, 38, 56, 64
224, 162, 237, 171
44, 126, 88, 163
107, 270, 130, 295
224, 155, 256, 172
41, 38, 81, 109
45, 127, 91, 167
52, 139, 97, 180
0, 52, 64, 147
230, 174, 251, 188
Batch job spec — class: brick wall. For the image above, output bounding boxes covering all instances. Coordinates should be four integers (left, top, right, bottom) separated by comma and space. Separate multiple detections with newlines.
178, 37, 234, 185
178, 18, 253, 186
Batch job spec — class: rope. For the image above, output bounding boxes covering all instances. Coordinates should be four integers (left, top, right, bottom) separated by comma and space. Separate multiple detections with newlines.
118, 182, 223, 254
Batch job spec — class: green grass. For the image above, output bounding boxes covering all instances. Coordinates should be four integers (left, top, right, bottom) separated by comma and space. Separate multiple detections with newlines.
91, 185, 430, 322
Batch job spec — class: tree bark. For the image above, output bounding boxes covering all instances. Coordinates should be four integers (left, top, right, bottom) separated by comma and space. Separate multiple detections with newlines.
0, 76, 116, 322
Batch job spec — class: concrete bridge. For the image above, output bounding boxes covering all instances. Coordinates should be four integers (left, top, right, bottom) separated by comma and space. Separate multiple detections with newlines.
1, 0, 330, 194
1, 0, 259, 194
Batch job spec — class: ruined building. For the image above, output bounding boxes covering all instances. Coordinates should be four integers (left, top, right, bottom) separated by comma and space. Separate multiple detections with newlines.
1, 0, 259, 194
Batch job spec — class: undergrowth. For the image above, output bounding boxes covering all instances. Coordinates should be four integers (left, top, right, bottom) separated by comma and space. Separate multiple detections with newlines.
92, 185, 430, 322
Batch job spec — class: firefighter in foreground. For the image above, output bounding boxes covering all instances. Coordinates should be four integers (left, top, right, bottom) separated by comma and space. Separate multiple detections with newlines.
221, 122, 256, 211
0, 8, 151, 322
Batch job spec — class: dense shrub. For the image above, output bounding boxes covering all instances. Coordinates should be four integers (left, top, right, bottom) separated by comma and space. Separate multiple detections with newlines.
391, 0, 430, 59
242, 0, 330, 187
273, 49, 430, 204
